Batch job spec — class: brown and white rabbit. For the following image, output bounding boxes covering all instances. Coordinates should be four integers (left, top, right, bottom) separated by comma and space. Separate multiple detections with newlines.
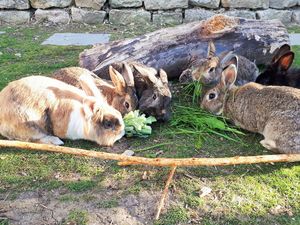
111, 62, 172, 121
52, 66, 138, 115
179, 41, 259, 86
255, 44, 300, 88
0, 74, 125, 146
201, 63, 300, 154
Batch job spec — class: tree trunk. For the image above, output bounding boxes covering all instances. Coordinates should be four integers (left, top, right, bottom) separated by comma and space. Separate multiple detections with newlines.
79, 15, 290, 80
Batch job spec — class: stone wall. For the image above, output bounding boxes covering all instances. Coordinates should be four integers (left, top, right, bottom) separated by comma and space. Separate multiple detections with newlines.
0, 0, 300, 25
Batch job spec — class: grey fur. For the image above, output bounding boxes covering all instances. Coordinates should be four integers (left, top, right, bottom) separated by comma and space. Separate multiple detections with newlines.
179, 41, 259, 86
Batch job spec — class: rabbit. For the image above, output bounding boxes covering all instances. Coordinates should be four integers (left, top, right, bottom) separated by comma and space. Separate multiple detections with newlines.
255, 44, 300, 88
112, 62, 172, 121
52, 66, 138, 116
201, 62, 300, 154
0, 74, 125, 146
179, 41, 259, 86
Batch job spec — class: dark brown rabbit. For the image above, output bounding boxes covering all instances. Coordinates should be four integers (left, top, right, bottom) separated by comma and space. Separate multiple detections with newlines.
255, 44, 300, 88
112, 62, 172, 121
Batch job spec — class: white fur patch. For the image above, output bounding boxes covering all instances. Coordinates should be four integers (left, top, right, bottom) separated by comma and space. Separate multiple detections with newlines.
115, 129, 125, 142
260, 139, 277, 150
66, 107, 85, 140
24, 108, 41, 121
40, 136, 64, 145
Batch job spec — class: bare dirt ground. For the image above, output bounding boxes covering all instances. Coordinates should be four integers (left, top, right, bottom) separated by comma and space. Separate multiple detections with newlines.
1, 189, 171, 225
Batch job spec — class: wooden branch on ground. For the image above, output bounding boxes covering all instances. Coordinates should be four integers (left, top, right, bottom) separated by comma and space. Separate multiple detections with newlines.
1, 140, 300, 167
79, 15, 289, 79
155, 166, 177, 220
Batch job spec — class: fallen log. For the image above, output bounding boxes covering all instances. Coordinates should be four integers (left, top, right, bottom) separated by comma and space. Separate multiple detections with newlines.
1, 140, 300, 167
79, 15, 289, 80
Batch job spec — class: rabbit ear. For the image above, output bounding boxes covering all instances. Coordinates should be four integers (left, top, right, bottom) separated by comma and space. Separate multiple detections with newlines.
272, 44, 291, 64
133, 64, 158, 84
221, 54, 238, 71
207, 41, 216, 58
109, 66, 126, 94
220, 64, 237, 90
122, 62, 135, 87
276, 51, 294, 71
159, 69, 168, 85
79, 73, 104, 101
82, 97, 103, 120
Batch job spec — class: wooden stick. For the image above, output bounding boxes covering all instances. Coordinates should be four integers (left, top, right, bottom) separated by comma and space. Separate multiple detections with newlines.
118, 161, 139, 166
155, 166, 177, 220
1, 140, 300, 167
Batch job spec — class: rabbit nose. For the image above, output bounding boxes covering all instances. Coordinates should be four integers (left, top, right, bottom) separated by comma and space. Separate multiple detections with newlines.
157, 109, 171, 121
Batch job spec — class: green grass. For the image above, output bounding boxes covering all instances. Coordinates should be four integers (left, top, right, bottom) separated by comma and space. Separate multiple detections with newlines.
287, 25, 300, 33
0, 219, 9, 225
63, 209, 89, 225
155, 206, 189, 225
0, 24, 299, 225
96, 198, 119, 208
59, 194, 80, 202
67, 180, 97, 192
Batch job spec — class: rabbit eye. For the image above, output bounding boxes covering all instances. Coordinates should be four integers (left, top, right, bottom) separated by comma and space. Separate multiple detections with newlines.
208, 93, 216, 100
125, 101, 130, 109
153, 94, 157, 100
103, 120, 114, 129
209, 67, 215, 73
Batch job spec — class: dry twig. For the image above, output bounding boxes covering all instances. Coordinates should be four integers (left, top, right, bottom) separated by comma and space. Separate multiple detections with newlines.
155, 166, 177, 220
1, 140, 300, 167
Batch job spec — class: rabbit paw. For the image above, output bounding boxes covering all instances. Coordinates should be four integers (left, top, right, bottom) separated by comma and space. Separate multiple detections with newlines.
39, 136, 64, 145
260, 139, 277, 150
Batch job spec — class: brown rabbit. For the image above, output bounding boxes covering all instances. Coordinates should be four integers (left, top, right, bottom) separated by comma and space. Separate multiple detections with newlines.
0, 74, 125, 146
201, 63, 300, 154
52, 66, 138, 115
113, 62, 172, 121
179, 41, 259, 86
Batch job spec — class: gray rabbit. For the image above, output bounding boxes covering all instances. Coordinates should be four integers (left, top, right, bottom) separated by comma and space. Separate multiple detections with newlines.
179, 41, 259, 86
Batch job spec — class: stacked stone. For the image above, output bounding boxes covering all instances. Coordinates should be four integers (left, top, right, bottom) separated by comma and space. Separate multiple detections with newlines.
0, 0, 300, 25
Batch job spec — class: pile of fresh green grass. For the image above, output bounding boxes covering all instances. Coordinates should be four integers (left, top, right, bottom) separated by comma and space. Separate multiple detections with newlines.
169, 82, 244, 148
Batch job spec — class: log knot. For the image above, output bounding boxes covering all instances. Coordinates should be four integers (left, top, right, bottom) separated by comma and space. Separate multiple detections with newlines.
200, 14, 239, 36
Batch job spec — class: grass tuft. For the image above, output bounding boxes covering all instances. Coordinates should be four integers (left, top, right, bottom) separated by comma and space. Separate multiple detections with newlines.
67, 180, 96, 192
155, 206, 189, 225
63, 209, 89, 225
97, 198, 119, 208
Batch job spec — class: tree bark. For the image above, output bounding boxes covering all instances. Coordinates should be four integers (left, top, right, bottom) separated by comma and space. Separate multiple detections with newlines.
79, 15, 290, 80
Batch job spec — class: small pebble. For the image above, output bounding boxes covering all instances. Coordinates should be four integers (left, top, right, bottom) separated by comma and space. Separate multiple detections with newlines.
155, 150, 164, 156
142, 171, 150, 180
122, 150, 135, 156
199, 186, 212, 197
